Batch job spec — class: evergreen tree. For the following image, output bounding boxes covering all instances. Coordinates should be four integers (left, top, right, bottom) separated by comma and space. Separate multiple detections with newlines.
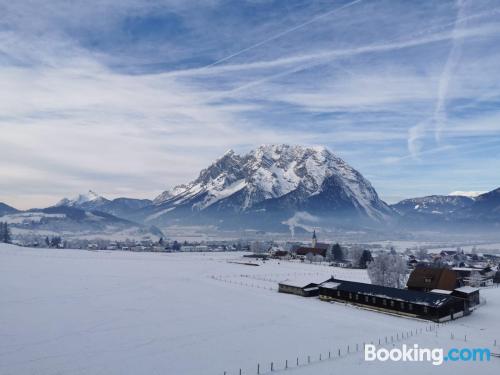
172, 240, 180, 251
359, 250, 373, 269
45, 236, 50, 247
0, 222, 11, 243
50, 236, 62, 248
332, 243, 344, 261
0, 222, 4, 242
4, 222, 11, 243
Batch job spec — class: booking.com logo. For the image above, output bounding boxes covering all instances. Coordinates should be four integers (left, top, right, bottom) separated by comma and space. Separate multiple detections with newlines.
365, 344, 491, 366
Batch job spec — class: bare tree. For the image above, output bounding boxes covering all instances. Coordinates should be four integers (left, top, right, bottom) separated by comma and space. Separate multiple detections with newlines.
313, 254, 324, 263
367, 252, 408, 288
347, 247, 364, 267
468, 270, 482, 287
415, 247, 428, 261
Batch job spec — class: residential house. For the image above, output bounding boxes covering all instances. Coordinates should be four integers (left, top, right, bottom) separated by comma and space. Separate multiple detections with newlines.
406, 267, 458, 292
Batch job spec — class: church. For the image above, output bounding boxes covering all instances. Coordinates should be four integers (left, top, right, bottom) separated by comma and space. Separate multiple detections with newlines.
292, 230, 332, 259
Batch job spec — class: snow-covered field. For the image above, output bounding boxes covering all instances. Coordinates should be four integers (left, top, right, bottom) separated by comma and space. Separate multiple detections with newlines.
0, 244, 498, 375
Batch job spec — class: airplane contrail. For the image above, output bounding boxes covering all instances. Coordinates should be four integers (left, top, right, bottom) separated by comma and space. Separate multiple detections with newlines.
434, 0, 466, 143
203, 0, 363, 69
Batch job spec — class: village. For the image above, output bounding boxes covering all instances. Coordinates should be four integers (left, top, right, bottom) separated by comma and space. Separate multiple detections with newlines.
2, 236, 500, 375
274, 232, 499, 323
4, 221, 500, 324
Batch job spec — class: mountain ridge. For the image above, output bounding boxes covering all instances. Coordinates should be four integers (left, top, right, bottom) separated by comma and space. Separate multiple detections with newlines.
2, 144, 499, 236
147, 144, 393, 230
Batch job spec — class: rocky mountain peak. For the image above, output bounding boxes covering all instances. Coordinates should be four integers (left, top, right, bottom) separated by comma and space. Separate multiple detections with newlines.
151, 144, 392, 225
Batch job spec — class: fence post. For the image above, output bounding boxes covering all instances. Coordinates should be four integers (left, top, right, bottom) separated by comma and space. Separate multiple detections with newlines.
495, 339, 497, 347
356, 343, 359, 352
465, 335, 467, 342
239, 369, 241, 375
296, 357, 299, 366
257, 363, 260, 374
286, 359, 288, 369
338, 349, 341, 357
347, 345, 350, 353
271, 362, 273, 372
308, 355, 310, 364
329, 351, 331, 359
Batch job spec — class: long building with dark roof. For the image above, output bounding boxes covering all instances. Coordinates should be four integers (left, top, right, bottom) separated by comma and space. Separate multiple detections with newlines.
319, 278, 469, 322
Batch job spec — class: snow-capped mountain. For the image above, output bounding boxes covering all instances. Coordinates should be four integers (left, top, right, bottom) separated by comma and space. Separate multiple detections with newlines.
458, 188, 500, 222
1, 205, 162, 241
149, 144, 393, 229
391, 189, 500, 232
56, 190, 110, 209
448, 191, 485, 199
391, 195, 474, 216
56, 191, 152, 220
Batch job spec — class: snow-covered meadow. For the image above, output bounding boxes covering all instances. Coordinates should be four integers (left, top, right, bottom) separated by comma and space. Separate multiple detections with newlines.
0, 244, 498, 375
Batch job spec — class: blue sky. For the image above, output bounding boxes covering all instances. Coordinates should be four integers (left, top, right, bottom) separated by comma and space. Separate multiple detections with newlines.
1, 0, 500, 209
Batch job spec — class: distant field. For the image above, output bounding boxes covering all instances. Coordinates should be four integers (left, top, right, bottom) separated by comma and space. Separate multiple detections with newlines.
0, 244, 498, 375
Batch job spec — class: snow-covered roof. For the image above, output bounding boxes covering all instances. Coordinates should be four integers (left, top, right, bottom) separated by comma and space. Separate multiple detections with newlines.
303, 287, 318, 292
453, 267, 480, 271
454, 286, 480, 294
320, 281, 341, 289
279, 276, 328, 288
321, 278, 454, 307
430, 289, 453, 295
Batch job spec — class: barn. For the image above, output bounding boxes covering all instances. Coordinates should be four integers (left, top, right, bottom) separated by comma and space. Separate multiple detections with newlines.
319, 278, 468, 322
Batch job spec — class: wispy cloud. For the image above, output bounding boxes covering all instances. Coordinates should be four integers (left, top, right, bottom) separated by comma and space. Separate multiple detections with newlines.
433, 0, 466, 142
1, 0, 500, 208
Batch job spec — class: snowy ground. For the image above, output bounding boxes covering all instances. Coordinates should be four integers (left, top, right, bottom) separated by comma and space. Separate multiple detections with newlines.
0, 244, 498, 375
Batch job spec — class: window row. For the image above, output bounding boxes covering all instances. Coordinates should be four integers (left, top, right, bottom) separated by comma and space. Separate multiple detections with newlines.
338, 291, 425, 312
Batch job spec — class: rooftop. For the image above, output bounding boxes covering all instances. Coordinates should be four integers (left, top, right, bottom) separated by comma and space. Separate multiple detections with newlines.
320, 278, 456, 307
279, 276, 330, 288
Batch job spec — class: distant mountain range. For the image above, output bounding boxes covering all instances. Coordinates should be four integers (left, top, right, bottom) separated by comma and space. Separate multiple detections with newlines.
391, 195, 475, 217
0, 195, 161, 241
1, 144, 499, 238
390, 189, 500, 231
0, 202, 19, 216
56, 190, 152, 220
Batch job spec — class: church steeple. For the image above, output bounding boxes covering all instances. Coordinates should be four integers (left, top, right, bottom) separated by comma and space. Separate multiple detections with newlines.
312, 229, 317, 248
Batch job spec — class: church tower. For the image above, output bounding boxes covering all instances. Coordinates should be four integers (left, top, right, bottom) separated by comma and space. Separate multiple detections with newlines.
312, 230, 317, 248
